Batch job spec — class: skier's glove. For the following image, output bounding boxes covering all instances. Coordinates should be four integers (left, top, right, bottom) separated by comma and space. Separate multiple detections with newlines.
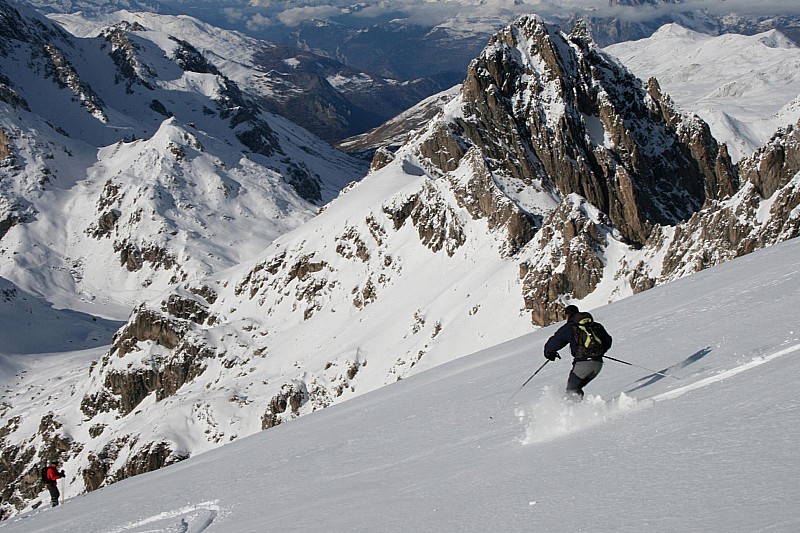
59, 470, 65, 477
544, 352, 560, 361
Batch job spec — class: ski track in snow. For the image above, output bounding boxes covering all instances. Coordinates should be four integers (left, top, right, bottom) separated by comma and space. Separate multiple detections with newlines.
108, 501, 220, 533
651, 342, 800, 403
518, 342, 800, 444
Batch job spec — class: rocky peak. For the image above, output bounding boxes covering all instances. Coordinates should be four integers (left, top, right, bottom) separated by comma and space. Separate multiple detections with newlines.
739, 121, 800, 199
420, 15, 735, 246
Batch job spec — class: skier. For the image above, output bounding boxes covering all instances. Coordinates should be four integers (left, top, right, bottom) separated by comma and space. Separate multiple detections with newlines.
43, 460, 65, 507
543, 305, 612, 399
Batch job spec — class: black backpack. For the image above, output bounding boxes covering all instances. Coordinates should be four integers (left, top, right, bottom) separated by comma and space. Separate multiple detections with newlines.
572, 313, 606, 358
40, 465, 49, 484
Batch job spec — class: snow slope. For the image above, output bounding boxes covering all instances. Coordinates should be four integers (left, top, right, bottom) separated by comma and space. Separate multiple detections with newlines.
2, 236, 798, 532
0, 0, 366, 318
605, 24, 800, 162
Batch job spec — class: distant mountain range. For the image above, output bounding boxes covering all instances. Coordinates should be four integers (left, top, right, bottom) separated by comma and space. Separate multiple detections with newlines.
49, 10, 461, 144
24, 0, 800, 81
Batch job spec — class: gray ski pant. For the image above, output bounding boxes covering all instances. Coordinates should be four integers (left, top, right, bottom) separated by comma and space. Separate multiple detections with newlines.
566, 360, 603, 399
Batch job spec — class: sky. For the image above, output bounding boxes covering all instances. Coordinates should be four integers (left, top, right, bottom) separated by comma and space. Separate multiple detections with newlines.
1, 231, 798, 532
223, 0, 800, 30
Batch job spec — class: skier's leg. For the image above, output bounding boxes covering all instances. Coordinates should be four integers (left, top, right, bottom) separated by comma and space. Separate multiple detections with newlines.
565, 369, 585, 400
566, 361, 603, 399
46, 483, 59, 507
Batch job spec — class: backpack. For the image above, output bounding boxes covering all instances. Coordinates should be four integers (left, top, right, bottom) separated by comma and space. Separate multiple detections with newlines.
572, 313, 606, 358
40, 465, 57, 484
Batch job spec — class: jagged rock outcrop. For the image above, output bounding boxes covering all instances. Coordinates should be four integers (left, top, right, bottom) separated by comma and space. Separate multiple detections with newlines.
740, 122, 800, 200
658, 121, 800, 280
384, 181, 468, 257
82, 439, 188, 492
42, 43, 108, 121
370, 147, 395, 172
520, 195, 610, 325
0, 74, 28, 111
446, 147, 538, 256
419, 17, 736, 246
0, 127, 8, 159
79, 295, 217, 421
102, 23, 157, 92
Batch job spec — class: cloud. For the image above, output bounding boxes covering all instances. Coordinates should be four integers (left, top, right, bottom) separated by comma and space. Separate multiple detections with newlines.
246, 12, 275, 31
541, 0, 800, 20
276, 5, 344, 27
222, 8, 246, 23
237, 0, 800, 32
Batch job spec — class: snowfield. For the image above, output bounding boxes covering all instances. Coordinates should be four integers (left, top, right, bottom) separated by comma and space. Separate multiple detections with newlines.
1, 237, 798, 532
605, 24, 800, 162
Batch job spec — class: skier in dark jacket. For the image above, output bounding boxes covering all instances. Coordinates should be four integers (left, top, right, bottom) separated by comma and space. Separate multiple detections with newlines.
44, 460, 65, 507
544, 305, 612, 399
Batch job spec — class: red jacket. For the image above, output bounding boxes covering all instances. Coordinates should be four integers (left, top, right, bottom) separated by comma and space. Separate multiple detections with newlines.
46, 466, 63, 483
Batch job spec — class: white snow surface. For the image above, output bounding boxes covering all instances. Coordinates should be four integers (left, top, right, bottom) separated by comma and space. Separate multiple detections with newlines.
605, 24, 800, 162
1, 237, 798, 532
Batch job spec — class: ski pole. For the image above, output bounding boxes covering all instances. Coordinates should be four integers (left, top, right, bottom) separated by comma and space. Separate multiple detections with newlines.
603, 355, 680, 380
489, 360, 549, 420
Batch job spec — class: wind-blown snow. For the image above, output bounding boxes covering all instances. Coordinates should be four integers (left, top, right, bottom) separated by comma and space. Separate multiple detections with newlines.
2, 237, 798, 532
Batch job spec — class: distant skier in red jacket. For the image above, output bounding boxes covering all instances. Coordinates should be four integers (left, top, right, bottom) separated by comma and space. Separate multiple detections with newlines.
44, 460, 65, 507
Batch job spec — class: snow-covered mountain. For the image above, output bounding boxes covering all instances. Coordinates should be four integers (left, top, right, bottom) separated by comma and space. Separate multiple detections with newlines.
49, 9, 459, 143
2, 14, 798, 520
0, 0, 365, 317
2, 227, 799, 531
605, 24, 800, 162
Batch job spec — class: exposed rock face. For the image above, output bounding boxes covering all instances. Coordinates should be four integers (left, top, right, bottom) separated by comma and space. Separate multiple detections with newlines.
657, 121, 800, 281
79, 294, 217, 418
82, 440, 188, 492
0, 127, 9, 159
520, 196, 609, 326
370, 147, 395, 172
42, 43, 108, 121
446, 147, 538, 256
102, 23, 156, 92
0, 74, 28, 111
740, 122, 800, 201
420, 17, 736, 246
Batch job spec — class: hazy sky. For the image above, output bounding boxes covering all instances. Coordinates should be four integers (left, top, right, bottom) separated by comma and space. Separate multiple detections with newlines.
225, 0, 800, 30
